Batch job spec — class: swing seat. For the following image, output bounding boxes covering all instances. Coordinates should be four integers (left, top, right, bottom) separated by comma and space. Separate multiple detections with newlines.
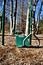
16, 35, 30, 47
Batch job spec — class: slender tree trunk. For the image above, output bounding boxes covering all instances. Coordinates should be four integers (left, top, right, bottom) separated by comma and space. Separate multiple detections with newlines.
10, 0, 12, 35
25, 8, 29, 36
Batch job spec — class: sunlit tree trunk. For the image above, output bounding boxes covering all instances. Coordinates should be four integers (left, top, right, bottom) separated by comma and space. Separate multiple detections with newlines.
25, 8, 29, 36
10, 0, 12, 35
10, 0, 13, 35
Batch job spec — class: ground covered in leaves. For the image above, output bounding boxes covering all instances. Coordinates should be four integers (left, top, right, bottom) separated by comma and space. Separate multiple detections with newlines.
0, 45, 43, 65
0, 35, 43, 65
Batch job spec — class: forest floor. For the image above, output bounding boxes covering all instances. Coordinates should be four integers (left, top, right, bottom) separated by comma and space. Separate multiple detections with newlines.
0, 34, 43, 65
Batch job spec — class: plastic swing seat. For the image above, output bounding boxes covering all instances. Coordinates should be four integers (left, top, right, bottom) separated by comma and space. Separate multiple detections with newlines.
16, 35, 30, 47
